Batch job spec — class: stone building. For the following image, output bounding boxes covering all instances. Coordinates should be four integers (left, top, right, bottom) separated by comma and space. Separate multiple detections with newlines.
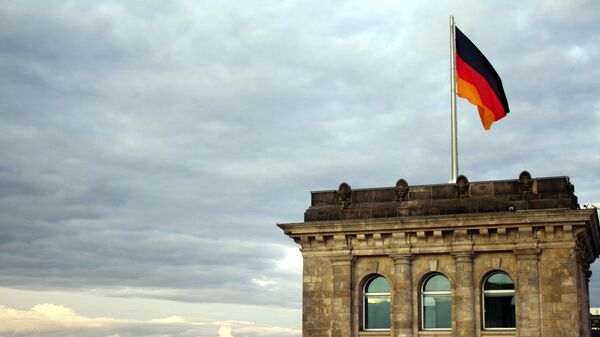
279, 172, 600, 337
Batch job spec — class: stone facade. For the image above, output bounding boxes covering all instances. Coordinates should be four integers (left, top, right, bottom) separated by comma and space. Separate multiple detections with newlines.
279, 172, 600, 337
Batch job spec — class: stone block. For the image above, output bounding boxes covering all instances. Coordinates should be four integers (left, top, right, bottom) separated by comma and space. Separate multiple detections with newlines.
431, 184, 456, 199
470, 182, 493, 197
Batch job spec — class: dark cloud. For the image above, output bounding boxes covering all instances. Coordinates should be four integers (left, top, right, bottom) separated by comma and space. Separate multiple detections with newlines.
0, 1, 600, 329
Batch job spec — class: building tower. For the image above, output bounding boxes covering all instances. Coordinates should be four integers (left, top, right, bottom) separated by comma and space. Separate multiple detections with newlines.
279, 172, 600, 337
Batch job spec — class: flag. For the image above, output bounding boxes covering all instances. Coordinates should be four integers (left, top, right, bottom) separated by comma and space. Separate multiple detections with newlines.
455, 27, 509, 130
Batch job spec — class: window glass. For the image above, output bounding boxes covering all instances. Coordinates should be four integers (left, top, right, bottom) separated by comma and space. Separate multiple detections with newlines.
423, 295, 452, 329
423, 274, 451, 292
422, 273, 452, 330
484, 295, 515, 328
483, 272, 515, 329
365, 295, 391, 329
366, 276, 391, 293
364, 275, 390, 330
484, 273, 514, 290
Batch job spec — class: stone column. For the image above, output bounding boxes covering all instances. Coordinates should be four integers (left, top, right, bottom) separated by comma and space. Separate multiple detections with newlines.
331, 255, 354, 337
452, 252, 476, 337
579, 251, 592, 337
391, 254, 413, 337
514, 248, 541, 337
584, 267, 593, 337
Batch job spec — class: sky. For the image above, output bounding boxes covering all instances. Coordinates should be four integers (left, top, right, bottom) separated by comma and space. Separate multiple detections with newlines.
1, 0, 600, 336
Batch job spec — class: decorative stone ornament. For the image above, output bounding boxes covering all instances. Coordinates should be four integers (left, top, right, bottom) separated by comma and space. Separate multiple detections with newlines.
519, 170, 533, 193
455, 175, 469, 199
336, 182, 352, 209
519, 170, 535, 200
395, 179, 409, 201
567, 181, 579, 209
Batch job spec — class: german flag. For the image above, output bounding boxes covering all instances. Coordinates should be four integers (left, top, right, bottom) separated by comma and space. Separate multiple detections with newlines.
456, 27, 509, 129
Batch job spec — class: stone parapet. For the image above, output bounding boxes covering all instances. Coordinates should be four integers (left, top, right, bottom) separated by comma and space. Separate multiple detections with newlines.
305, 173, 577, 221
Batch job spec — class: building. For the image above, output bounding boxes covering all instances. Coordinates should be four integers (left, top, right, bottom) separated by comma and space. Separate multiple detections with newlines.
279, 172, 600, 337
592, 308, 600, 337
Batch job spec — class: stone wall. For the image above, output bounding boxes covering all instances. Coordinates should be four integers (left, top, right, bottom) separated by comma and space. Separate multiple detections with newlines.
303, 256, 333, 337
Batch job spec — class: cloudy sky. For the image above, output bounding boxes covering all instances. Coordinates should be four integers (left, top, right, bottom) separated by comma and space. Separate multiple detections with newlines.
1, 0, 600, 336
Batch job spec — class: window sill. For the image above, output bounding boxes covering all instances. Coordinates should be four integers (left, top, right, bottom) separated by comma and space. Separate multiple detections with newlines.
418, 331, 452, 336
481, 330, 516, 336
359, 331, 390, 337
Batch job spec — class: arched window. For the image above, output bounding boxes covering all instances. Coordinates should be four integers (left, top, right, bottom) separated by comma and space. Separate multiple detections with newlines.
482, 272, 515, 329
422, 273, 452, 330
363, 275, 391, 330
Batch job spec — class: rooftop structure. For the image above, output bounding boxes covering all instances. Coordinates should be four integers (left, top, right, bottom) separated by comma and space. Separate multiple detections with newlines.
304, 172, 578, 221
279, 171, 600, 337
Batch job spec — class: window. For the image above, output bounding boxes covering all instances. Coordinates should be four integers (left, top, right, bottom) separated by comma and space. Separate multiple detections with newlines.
591, 316, 600, 332
422, 273, 452, 330
363, 275, 390, 330
482, 272, 515, 329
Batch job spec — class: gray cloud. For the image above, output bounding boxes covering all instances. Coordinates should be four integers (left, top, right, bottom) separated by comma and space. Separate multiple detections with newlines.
1, 0, 600, 330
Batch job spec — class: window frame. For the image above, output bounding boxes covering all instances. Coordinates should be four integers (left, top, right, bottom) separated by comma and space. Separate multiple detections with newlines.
362, 274, 391, 331
482, 271, 516, 330
421, 273, 452, 331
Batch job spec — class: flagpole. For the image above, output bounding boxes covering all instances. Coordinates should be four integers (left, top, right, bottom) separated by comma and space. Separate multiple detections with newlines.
449, 15, 458, 182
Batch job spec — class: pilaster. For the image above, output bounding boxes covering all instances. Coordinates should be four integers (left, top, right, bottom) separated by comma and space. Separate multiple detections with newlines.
391, 254, 413, 337
331, 255, 354, 337
514, 248, 542, 337
452, 251, 475, 337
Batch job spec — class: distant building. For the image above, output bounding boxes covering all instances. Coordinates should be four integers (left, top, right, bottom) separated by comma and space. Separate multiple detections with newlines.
279, 172, 600, 337
592, 308, 600, 337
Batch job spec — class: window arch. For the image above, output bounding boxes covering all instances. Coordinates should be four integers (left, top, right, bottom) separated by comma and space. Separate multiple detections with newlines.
363, 275, 391, 330
421, 273, 452, 330
482, 271, 515, 329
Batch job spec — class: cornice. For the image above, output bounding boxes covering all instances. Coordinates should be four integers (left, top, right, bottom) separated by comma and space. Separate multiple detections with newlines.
278, 209, 595, 236
281, 209, 599, 257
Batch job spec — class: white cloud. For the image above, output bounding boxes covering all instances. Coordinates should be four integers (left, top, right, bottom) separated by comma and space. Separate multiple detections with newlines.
0, 303, 300, 337
251, 278, 277, 287
0, 303, 192, 335
276, 248, 302, 273
236, 325, 301, 337
566, 45, 592, 64
218, 326, 234, 337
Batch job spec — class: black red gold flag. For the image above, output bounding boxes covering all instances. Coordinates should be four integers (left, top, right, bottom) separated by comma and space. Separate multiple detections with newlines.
455, 27, 509, 129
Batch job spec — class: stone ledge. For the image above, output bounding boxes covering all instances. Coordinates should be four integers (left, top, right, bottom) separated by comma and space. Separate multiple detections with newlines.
417, 331, 452, 336
358, 331, 390, 337
480, 329, 516, 336
282, 209, 594, 235
281, 208, 600, 262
